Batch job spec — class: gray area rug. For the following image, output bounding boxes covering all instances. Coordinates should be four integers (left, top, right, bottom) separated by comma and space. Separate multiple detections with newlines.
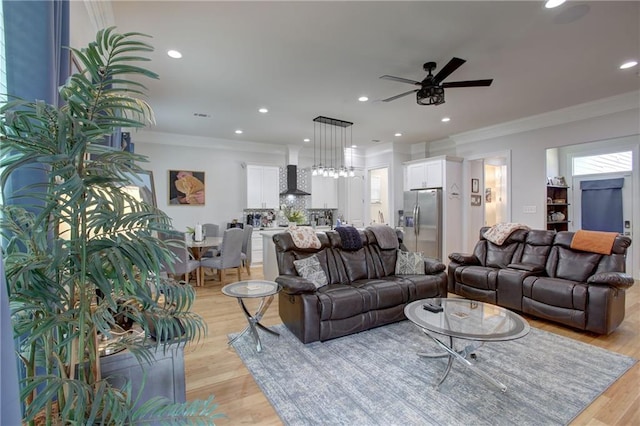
230, 321, 636, 426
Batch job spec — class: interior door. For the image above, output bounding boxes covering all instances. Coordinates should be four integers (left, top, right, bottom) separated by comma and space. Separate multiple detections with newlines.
572, 172, 634, 277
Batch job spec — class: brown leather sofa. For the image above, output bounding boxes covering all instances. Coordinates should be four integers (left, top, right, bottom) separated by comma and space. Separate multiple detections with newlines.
273, 228, 448, 343
448, 227, 634, 334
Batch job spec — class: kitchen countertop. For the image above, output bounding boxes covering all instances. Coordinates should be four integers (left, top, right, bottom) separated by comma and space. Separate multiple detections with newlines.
257, 226, 332, 232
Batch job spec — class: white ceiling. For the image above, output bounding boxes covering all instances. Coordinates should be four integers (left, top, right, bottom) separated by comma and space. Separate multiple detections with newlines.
106, 1, 639, 149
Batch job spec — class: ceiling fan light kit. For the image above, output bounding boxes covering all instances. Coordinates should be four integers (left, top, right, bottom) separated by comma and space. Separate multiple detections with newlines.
311, 116, 356, 179
380, 57, 493, 106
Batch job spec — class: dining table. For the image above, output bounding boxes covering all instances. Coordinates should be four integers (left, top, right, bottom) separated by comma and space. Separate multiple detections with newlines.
185, 236, 223, 285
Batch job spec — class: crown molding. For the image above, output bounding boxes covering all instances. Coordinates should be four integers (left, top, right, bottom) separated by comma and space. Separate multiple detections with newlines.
450, 90, 640, 146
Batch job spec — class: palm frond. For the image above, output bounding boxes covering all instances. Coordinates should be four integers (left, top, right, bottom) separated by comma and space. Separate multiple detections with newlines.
1, 27, 220, 424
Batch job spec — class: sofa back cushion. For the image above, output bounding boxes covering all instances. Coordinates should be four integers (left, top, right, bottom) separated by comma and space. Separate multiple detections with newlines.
327, 231, 368, 282
474, 226, 528, 268
273, 228, 403, 285
273, 232, 335, 282
517, 229, 556, 267
363, 228, 400, 278
594, 233, 632, 274
551, 246, 601, 282
545, 231, 631, 282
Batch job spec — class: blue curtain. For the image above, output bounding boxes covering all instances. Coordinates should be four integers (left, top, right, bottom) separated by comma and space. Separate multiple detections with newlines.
0, 256, 20, 426
2, 1, 69, 421
580, 178, 624, 233
2, 0, 69, 210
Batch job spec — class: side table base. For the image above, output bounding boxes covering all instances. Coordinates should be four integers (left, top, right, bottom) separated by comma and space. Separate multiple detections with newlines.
228, 295, 279, 352
420, 332, 507, 392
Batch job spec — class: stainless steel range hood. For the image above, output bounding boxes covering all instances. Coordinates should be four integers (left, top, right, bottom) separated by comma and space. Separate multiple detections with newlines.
280, 165, 310, 196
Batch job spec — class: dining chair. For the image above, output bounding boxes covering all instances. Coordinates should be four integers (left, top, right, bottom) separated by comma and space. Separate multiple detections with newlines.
241, 224, 253, 275
158, 231, 201, 286
202, 223, 219, 238
201, 223, 220, 258
200, 228, 244, 283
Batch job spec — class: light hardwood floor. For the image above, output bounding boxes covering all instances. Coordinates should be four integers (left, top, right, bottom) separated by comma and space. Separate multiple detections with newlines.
184, 267, 640, 425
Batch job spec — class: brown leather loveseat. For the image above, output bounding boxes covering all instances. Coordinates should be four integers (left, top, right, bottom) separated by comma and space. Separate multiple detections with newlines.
448, 227, 633, 334
273, 227, 448, 343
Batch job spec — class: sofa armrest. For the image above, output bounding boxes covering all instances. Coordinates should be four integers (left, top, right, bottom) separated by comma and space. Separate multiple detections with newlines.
587, 272, 634, 290
448, 253, 480, 265
423, 257, 446, 274
507, 263, 545, 273
275, 275, 318, 295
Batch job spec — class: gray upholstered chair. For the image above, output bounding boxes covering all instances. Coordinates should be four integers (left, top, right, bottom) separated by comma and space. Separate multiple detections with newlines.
202, 223, 219, 238
201, 223, 220, 258
200, 227, 244, 283
241, 224, 253, 275
158, 231, 201, 286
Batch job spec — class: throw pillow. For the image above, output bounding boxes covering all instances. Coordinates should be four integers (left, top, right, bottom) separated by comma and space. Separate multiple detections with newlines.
395, 250, 425, 275
293, 255, 328, 289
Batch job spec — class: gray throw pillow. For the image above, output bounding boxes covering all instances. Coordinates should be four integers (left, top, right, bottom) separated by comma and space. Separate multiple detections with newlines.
293, 255, 328, 289
395, 250, 425, 275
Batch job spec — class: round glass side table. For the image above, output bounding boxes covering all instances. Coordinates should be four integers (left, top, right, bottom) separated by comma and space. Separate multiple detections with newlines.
222, 280, 281, 352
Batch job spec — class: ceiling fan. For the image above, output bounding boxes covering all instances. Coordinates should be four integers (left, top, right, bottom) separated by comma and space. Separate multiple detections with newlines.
380, 57, 493, 106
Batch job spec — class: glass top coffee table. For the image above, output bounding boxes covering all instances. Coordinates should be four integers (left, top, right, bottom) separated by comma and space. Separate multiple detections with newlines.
404, 298, 530, 392
222, 280, 281, 352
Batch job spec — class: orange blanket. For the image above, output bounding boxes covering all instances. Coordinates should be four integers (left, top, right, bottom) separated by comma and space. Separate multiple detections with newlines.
570, 230, 618, 255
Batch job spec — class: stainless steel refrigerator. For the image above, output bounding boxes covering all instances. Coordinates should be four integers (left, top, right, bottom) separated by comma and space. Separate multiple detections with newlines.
402, 188, 442, 260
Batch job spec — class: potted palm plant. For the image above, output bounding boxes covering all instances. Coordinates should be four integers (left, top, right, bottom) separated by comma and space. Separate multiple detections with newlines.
1, 28, 221, 424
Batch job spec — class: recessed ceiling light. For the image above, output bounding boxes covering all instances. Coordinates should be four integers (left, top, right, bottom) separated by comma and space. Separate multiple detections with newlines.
358, 96, 369, 102
303, 138, 310, 142
620, 61, 638, 69
167, 50, 182, 59
441, 117, 451, 122
258, 107, 269, 113
351, 145, 357, 148
235, 129, 243, 134
394, 133, 402, 137
544, 0, 566, 9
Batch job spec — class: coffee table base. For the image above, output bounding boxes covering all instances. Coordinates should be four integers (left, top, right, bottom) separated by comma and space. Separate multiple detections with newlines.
228, 295, 279, 352
419, 331, 507, 392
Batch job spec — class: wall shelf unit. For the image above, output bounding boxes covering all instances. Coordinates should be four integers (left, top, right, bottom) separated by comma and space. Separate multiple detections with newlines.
547, 185, 570, 231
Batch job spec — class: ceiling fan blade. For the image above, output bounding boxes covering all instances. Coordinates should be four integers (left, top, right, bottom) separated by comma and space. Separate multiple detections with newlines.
442, 79, 493, 88
381, 89, 419, 102
380, 75, 421, 85
432, 57, 466, 84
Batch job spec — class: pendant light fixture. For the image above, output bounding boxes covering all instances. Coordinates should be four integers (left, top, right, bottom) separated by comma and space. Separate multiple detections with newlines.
311, 116, 354, 179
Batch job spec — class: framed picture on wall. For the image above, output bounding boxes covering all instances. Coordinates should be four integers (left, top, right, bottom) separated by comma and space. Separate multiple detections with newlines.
471, 195, 482, 206
168, 170, 205, 205
471, 178, 479, 193
485, 188, 492, 203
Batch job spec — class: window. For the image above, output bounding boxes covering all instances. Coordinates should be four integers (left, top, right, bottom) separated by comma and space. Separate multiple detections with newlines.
573, 151, 632, 176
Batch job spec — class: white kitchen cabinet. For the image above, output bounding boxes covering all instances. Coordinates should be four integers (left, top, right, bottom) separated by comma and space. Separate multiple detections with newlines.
251, 231, 264, 264
310, 175, 338, 209
246, 165, 280, 209
406, 160, 443, 190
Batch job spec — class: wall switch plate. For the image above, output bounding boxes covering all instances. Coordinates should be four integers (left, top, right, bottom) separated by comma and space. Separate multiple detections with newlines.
523, 205, 537, 214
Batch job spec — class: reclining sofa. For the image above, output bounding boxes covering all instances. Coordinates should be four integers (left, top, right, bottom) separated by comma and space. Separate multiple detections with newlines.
448, 227, 633, 334
273, 227, 447, 343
